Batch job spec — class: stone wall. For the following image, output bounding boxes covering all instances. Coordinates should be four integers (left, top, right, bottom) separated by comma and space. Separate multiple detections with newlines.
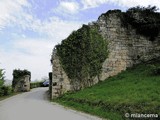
50, 10, 160, 99
98, 11, 160, 80
50, 49, 72, 99
13, 75, 31, 92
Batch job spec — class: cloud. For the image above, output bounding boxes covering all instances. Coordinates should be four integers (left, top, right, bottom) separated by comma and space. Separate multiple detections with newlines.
53, 1, 80, 16
19, 16, 82, 42
14, 39, 54, 56
115, 0, 160, 8
81, 0, 109, 9
0, 0, 82, 36
0, 0, 30, 31
81, 0, 160, 10
8, 12, 82, 41
40, 17, 82, 40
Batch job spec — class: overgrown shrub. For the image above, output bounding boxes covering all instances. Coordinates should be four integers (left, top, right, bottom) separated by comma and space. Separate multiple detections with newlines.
125, 6, 160, 41
0, 86, 12, 96
56, 25, 108, 89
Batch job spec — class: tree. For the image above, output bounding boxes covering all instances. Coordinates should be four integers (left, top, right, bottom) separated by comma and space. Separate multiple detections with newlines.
0, 68, 5, 96
0, 69, 5, 87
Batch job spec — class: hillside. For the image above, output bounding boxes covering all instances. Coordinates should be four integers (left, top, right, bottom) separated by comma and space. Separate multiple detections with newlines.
54, 58, 160, 120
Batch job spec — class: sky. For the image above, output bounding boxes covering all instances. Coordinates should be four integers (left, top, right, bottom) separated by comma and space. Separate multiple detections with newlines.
0, 0, 160, 81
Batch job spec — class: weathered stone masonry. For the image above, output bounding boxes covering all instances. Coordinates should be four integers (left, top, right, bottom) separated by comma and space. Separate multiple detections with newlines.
50, 49, 72, 99
50, 11, 160, 99
98, 11, 160, 80
13, 75, 31, 92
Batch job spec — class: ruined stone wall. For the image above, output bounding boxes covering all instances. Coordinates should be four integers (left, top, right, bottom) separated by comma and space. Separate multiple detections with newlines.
50, 11, 160, 99
13, 75, 31, 92
51, 49, 72, 99
98, 11, 160, 80
51, 49, 100, 99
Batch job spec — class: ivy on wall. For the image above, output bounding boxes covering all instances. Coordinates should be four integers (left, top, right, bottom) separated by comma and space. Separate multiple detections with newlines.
56, 25, 108, 88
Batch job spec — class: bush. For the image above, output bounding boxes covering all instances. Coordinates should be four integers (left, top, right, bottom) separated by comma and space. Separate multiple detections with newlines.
1, 86, 12, 96
0, 86, 13, 97
30, 81, 43, 89
0, 87, 3, 96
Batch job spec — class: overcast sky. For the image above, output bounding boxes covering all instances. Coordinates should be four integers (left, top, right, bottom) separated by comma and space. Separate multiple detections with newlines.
0, 0, 159, 81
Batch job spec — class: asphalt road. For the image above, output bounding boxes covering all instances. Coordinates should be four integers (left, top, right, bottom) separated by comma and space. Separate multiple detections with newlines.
0, 87, 102, 120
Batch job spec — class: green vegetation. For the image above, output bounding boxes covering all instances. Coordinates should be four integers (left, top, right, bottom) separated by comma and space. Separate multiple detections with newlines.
0, 85, 12, 96
30, 81, 44, 89
54, 59, 160, 120
56, 25, 108, 89
125, 6, 160, 41
0, 68, 13, 98
0, 69, 5, 87
12, 69, 31, 89
102, 6, 160, 41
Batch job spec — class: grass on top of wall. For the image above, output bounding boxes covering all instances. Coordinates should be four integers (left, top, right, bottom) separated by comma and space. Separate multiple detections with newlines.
53, 59, 160, 120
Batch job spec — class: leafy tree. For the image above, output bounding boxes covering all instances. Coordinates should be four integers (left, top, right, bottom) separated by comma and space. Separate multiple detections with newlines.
0, 69, 5, 87
0, 68, 5, 96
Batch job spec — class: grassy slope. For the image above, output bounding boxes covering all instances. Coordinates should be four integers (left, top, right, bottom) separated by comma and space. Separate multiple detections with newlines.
54, 59, 160, 120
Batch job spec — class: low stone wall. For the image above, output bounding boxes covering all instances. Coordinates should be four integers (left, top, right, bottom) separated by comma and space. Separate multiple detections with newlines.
50, 11, 160, 99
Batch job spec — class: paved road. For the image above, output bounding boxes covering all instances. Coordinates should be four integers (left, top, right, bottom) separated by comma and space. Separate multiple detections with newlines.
0, 88, 102, 120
